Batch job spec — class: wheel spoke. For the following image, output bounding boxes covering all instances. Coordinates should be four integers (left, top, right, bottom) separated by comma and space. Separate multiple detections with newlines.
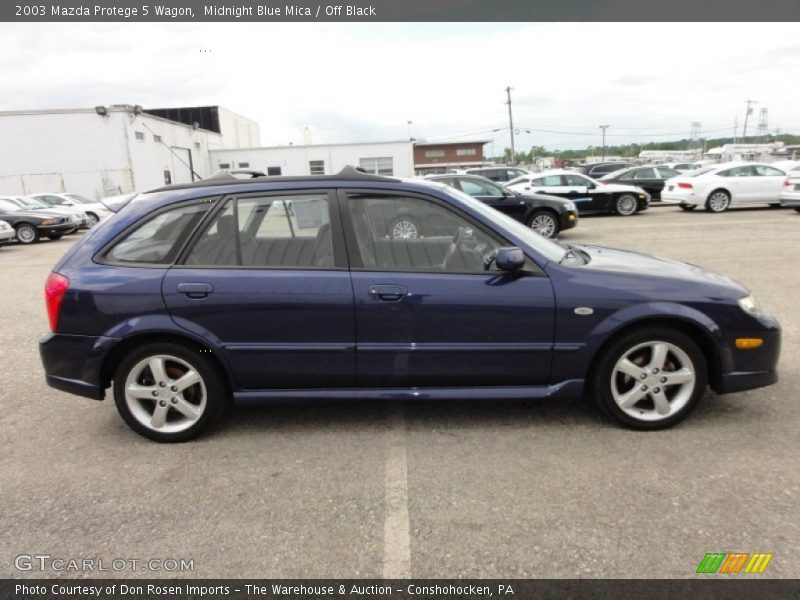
618, 386, 647, 409
173, 369, 201, 393
617, 358, 646, 380
173, 398, 202, 420
652, 389, 671, 416
649, 343, 669, 371
148, 357, 168, 384
663, 368, 693, 386
127, 383, 156, 400
150, 403, 169, 429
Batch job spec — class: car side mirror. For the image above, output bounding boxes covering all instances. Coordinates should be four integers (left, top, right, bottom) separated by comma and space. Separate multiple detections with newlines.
495, 247, 525, 272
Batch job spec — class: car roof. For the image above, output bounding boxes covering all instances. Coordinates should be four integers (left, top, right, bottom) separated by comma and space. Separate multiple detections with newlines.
148, 165, 400, 193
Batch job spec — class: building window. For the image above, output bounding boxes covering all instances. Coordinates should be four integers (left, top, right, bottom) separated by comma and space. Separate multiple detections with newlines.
219, 162, 231, 169
359, 157, 394, 176
134, 131, 145, 142
153, 135, 163, 143
309, 160, 325, 175
267, 166, 282, 176
238, 162, 250, 168
456, 148, 476, 156
424, 149, 445, 158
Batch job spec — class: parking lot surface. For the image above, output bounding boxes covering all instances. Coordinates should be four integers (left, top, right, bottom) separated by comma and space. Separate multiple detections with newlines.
1, 206, 798, 578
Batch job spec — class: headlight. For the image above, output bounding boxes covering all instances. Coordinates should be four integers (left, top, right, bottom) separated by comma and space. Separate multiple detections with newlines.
565, 201, 576, 211
40, 219, 53, 225
738, 294, 766, 317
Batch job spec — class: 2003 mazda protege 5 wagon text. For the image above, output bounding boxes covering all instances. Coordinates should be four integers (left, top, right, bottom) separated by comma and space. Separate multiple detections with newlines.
39, 167, 781, 442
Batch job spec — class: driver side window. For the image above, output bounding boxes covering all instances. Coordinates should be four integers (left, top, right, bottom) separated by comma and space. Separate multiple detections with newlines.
347, 193, 502, 273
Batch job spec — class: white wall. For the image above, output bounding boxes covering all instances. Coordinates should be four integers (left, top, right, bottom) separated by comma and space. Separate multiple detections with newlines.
209, 141, 415, 178
217, 107, 261, 149
0, 110, 133, 199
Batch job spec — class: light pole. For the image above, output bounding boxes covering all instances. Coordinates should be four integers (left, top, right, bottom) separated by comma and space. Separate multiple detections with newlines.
407, 120, 413, 141
599, 125, 609, 161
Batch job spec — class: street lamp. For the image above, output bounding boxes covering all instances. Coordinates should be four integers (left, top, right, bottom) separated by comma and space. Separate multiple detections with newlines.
407, 120, 413, 141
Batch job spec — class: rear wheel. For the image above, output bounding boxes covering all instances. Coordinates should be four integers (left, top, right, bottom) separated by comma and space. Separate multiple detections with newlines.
592, 328, 707, 430
614, 194, 638, 216
705, 190, 730, 212
528, 210, 559, 238
113, 342, 228, 442
15, 223, 39, 244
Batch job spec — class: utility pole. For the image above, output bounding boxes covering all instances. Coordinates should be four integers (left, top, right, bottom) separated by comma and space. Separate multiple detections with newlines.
733, 115, 738, 144
742, 99, 757, 142
505, 86, 515, 165
599, 125, 609, 161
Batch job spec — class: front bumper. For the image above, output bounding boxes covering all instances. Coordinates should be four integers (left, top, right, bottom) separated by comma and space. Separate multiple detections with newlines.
560, 210, 579, 231
711, 319, 781, 395
39, 332, 115, 400
0, 230, 16, 243
37, 223, 75, 236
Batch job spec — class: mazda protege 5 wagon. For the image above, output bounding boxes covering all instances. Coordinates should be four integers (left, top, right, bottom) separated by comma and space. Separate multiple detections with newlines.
39, 167, 781, 442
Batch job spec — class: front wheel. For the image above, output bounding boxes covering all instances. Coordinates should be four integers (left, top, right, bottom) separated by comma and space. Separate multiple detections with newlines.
592, 328, 707, 430
705, 190, 730, 213
15, 223, 39, 244
85, 213, 99, 227
528, 210, 559, 238
614, 194, 638, 216
113, 342, 229, 442
389, 216, 420, 240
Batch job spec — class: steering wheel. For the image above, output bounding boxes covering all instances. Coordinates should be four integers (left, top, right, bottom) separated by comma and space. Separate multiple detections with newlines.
442, 226, 468, 270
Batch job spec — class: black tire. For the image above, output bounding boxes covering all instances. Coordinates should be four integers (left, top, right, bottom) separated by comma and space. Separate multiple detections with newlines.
794, 208, 800, 213
113, 342, 229, 442
46, 233, 64, 241
705, 190, 730, 213
679, 205, 696, 212
85, 213, 99, 227
591, 327, 707, 430
527, 210, 560, 238
388, 216, 420, 240
614, 194, 638, 216
15, 223, 39, 244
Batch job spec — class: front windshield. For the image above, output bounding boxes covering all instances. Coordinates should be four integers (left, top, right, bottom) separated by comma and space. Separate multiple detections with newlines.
66, 193, 93, 204
600, 168, 630, 180
440, 185, 566, 263
17, 197, 47, 209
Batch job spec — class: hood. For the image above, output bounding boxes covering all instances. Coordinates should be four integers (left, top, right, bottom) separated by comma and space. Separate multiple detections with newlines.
3, 209, 68, 220
515, 191, 572, 206
571, 244, 747, 295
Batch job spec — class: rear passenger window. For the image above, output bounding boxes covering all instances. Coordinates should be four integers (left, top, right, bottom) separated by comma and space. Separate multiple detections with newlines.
106, 203, 210, 264
184, 194, 334, 268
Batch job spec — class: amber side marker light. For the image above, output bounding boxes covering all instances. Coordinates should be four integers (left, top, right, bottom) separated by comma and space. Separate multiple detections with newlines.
735, 338, 763, 350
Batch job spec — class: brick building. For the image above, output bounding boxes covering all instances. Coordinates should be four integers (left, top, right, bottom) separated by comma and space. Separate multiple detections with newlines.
413, 140, 490, 175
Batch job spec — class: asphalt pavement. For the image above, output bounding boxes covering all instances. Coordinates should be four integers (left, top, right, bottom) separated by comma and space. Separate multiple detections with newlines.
1, 205, 798, 578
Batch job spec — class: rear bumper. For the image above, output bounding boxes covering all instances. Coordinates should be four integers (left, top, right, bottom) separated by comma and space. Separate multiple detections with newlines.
39, 332, 115, 400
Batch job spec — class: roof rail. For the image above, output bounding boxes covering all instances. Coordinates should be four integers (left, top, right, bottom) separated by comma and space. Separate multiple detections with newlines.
147, 165, 399, 193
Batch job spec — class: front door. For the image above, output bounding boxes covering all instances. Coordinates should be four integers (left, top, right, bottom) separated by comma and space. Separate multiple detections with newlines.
162, 190, 355, 390
456, 177, 528, 222
342, 189, 555, 388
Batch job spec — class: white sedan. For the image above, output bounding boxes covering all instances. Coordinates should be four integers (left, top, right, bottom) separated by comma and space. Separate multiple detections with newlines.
661, 162, 787, 212
30, 192, 113, 227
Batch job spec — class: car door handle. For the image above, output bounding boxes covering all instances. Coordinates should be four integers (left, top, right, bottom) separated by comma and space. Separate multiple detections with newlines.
177, 282, 214, 298
368, 284, 408, 301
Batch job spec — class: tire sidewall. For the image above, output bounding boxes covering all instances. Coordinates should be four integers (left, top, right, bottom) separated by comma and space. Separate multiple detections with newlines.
113, 342, 228, 442
706, 190, 730, 213
16, 224, 39, 244
592, 328, 708, 430
528, 210, 559, 238
615, 194, 637, 216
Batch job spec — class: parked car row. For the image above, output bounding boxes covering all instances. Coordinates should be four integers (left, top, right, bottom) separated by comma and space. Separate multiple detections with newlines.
0, 192, 111, 247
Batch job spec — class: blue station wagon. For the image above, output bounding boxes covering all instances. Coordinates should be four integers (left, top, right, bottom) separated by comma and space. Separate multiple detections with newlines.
39, 167, 781, 442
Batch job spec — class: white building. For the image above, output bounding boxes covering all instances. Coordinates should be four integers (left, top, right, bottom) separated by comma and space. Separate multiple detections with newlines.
210, 140, 415, 178
703, 142, 786, 163
0, 105, 259, 200
638, 150, 700, 163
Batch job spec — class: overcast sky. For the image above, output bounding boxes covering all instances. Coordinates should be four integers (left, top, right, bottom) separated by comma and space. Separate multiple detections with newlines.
1, 22, 798, 151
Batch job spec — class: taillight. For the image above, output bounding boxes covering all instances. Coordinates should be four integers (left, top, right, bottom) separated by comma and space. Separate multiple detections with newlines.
785, 179, 792, 187
45, 272, 69, 332
678, 182, 693, 189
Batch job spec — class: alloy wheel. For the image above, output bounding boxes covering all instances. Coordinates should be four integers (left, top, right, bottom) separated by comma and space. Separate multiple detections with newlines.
616, 195, 637, 216
530, 213, 557, 238
707, 192, 730, 212
16, 225, 36, 243
392, 219, 418, 240
123, 354, 207, 434
610, 340, 696, 422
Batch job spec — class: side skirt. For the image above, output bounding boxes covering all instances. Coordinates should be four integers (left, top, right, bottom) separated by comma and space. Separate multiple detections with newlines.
233, 380, 585, 406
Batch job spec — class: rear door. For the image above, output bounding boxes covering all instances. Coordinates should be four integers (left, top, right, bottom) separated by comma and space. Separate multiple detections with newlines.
342, 189, 555, 388
562, 174, 608, 212
753, 165, 788, 202
162, 190, 356, 390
